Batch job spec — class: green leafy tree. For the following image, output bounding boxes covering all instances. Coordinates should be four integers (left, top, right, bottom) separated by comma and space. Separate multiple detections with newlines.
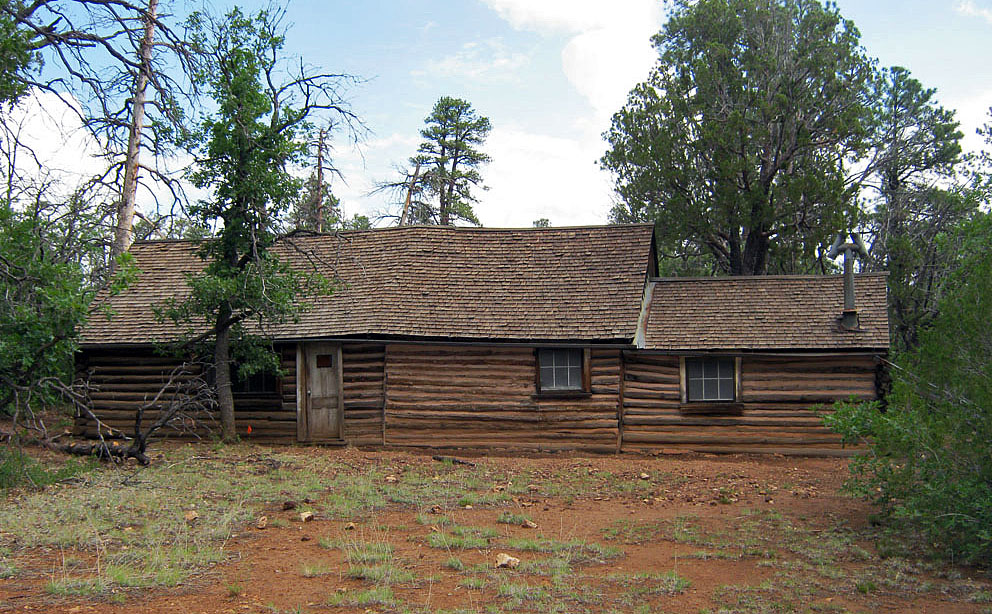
410, 96, 491, 226
0, 2, 37, 105
164, 7, 354, 441
826, 211, 992, 565
602, 0, 874, 275
860, 67, 972, 351
290, 127, 343, 232
291, 172, 341, 232
0, 202, 92, 417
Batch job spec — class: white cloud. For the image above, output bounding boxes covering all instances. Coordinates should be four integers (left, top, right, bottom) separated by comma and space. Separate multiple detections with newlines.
956, 0, 992, 24
3, 89, 106, 197
481, 0, 663, 121
462, 0, 663, 227
482, 0, 658, 34
476, 125, 613, 227
413, 38, 530, 81
947, 89, 992, 155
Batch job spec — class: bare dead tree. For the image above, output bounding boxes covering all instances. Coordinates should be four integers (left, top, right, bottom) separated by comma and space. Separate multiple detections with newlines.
1, 0, 200, 270
24, 361, 218, 466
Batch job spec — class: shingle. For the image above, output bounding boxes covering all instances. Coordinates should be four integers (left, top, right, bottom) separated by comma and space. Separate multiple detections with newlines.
643, 275, 889, 351
80, 224, 656, 345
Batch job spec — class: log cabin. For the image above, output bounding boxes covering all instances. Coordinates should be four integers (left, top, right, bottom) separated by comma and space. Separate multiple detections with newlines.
76, 224, 889, 455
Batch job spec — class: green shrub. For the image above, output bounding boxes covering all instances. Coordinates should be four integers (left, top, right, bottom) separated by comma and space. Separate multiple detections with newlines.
0, 447, 93, 490
826, 221, 992, 565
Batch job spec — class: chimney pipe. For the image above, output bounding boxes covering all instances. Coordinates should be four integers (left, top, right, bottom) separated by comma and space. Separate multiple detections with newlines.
827, 232, 868, 331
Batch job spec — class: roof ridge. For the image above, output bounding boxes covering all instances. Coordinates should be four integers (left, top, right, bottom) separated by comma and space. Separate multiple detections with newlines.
130, 223, 653, 246
651, 272, 888, 282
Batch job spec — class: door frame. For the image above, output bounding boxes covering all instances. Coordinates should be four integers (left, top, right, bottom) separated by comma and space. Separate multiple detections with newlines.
296, 341, 344, 442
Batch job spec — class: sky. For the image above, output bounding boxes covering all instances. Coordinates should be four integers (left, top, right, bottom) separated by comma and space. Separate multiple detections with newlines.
9, 0, 992, 228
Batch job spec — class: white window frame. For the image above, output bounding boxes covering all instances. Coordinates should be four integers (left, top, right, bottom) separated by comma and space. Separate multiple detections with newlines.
537, 348, 587, 392
680, 356, 741, 403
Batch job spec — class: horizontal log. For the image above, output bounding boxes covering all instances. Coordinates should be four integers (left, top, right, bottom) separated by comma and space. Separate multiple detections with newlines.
385, 430, 617, 443
81, 355, 185, 366
387, 377, 533, 391
621, 432, 843, 445
342, 374, 385, 384
622, 389, 681, 401
742, 381, 876, 393
386, 411, 614, 424
87, 374, 199, 384
744, 372, 875, 383
620, 444, 858, 457
384, 440, 618, 453
623, 415, 825, 427
743, 364, 876, 375
82, 408, 295, 422
622, 399, 681, 410
386, 354, 533, 366
341, 352, 386, 362
386, 418, 618, 431
589, 386, 619, 395
344, 400, 384, 410
86, 365, 195, 375
388, 345, 530, 357
741, 390, 875, 403
624, 373, 679, 387
623, 352, 679, 364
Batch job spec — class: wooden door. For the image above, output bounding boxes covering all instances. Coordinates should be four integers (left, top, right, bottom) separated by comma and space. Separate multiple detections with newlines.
301, 342, 343, 441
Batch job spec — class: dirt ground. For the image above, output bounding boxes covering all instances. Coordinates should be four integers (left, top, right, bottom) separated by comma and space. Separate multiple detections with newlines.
1, 445, 990, 613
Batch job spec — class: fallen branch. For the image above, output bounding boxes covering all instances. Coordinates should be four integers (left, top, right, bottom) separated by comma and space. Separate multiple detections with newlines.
432, 455, 476, 467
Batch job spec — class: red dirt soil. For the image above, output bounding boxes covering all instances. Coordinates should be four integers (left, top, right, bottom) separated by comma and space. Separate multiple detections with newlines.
1, 447, 989, 613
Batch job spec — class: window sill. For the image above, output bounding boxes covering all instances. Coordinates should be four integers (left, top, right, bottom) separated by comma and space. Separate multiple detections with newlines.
532, 390, 592, 400
679, 402, 744, 416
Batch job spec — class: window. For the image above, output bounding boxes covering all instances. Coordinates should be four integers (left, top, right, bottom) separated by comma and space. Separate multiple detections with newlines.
685, 357, 736, 402
232, 368, 279, 395
538, 348, 585, 392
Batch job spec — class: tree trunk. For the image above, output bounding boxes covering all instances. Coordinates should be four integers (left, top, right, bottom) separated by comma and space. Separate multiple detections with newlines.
400, 162, 421, 226
441, 159, 458, 226
313, 128, 326, 232
741, 229, 769, 275
110, 0, 157, 270
214, 301, 236, 441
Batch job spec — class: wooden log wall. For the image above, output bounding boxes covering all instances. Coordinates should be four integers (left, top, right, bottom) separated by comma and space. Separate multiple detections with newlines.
341, 343, 385, 445
78, 343, 880, 456
620, 352, 879, 455
381, 345, 621, 452
75, 345, 297, 442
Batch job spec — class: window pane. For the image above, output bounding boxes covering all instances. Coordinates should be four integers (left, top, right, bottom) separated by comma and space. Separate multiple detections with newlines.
567, 365, 581, 388
539, 350, 553, 367
686, 360, 702, 380
720, 359, 734, 378
719, 377, 734, 400
704, 360, 719, 378
540, 366, 554, 389
703, 378, 718, 400
688, 377, 703, 401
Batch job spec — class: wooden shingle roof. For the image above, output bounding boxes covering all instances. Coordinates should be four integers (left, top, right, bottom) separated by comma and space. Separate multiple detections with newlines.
81, 224, 657, 346
641, 274, 889, 352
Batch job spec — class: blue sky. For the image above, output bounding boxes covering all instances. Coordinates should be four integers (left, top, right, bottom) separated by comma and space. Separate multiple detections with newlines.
262, 0, 992, 227
14, 0, 992, 228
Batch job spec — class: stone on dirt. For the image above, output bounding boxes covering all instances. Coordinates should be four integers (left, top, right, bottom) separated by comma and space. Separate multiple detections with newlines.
495, 553, 520, 569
